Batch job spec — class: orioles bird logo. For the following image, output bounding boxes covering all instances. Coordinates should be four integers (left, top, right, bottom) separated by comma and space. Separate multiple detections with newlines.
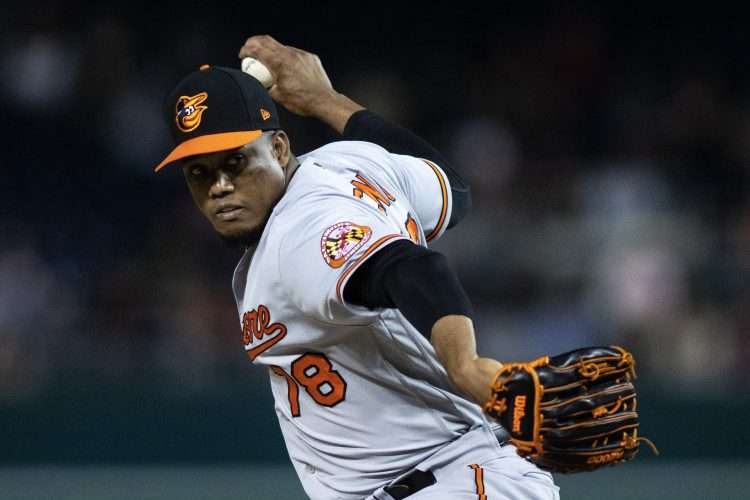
175, 92, 208, 132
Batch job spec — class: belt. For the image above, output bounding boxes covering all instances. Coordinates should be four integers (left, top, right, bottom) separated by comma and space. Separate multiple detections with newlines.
383, 427, 510, 499
383, 469, 435, 500
494, 425, 511, 445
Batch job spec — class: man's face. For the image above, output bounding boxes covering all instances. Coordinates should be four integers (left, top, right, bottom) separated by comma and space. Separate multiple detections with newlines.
182, 131, 290, 246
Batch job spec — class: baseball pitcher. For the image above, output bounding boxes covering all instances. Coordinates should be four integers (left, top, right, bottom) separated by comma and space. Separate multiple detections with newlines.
154, 35, 651, 500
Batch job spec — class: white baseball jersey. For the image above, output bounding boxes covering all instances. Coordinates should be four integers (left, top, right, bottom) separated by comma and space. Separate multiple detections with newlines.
232, 141, 492, 500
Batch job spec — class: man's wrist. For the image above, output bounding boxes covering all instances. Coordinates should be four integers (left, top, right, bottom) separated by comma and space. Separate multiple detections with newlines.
451, 357, 503, 404
310, 91, 365, 134
448, 357, 480, 386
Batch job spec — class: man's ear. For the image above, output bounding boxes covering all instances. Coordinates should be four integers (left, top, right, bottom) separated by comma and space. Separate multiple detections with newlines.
272, 130, 291, 167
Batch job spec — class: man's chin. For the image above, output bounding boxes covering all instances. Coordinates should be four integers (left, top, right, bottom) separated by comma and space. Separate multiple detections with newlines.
218, 225, 264, 248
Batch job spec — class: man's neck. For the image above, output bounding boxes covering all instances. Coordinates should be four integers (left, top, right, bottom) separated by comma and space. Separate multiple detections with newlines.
284, 154, 301, 186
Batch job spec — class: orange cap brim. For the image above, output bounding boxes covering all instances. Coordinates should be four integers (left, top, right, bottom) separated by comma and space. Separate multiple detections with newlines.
153, 130, 264, 172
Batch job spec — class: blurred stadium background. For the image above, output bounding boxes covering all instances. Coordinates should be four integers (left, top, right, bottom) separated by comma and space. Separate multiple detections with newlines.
1, 2, 749, 499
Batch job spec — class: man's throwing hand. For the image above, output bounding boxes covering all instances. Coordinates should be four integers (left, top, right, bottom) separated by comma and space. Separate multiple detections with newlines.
238, 35, 339, 118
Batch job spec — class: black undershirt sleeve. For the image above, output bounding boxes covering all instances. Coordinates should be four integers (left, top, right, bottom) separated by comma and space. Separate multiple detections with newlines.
342, 109, 471, 228
343, 239, 473, 339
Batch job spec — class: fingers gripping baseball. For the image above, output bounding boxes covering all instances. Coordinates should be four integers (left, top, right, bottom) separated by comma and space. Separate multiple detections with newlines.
238, 35, 336, 117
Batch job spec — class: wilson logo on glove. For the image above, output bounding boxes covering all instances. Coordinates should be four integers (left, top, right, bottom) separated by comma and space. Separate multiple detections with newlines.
512, 395, 527, 434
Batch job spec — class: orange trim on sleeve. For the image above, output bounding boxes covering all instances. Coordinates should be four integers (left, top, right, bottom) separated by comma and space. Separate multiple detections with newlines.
469, 464, 487, 500
422, 159, 448, 241
335, 233, 404, 303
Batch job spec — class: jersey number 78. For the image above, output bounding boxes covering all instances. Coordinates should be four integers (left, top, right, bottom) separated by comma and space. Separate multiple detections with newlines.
270, 353, 347, 417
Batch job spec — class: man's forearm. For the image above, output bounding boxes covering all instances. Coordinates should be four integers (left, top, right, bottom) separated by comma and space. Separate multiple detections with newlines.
432, 315, 479, 379
431, 315, 502, 405
309, 91, 365, 134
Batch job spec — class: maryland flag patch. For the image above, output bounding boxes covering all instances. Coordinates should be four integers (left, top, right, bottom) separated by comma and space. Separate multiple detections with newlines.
320, 222, 372, 268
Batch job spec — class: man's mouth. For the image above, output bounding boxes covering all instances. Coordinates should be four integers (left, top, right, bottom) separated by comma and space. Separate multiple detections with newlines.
215, 204, 244, 221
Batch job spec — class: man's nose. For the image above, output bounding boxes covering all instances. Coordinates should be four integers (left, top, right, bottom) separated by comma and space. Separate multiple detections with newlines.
209, 171, 235, 198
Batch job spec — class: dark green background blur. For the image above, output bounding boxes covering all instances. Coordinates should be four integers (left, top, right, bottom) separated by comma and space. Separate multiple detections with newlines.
1, 2, 749, 498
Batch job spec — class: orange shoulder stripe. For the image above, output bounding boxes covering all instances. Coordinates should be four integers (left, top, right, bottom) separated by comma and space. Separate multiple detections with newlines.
422, 159, 449, 241
335, 233, 404, 303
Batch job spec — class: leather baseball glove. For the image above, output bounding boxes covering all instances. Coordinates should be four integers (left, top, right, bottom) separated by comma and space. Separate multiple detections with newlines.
484, 345, 657, 473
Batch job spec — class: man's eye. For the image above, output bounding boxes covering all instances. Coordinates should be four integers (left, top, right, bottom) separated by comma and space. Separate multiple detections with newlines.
227, 154, 246, 169
190, 166, 205, 177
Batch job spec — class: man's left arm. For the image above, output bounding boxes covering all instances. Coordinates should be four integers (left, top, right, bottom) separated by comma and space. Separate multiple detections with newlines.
431, 315, 503, 405
343, 238, 500, 404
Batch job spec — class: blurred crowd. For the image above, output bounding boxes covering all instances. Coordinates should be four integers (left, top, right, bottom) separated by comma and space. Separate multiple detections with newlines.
1, 3, 748, 404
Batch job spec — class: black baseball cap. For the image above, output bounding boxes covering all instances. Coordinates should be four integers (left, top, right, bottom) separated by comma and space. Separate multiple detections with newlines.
154, 64, 280, 172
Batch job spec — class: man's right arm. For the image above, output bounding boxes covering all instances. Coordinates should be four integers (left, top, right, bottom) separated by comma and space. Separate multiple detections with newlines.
238, 35, 471, 229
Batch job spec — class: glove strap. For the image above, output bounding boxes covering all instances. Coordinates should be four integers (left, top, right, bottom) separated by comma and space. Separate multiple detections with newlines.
484, 358, 548, 459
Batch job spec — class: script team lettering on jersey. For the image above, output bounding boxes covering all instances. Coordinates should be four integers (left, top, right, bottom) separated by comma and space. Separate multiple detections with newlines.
242, 304, 287, 360
351, 172, 395, 213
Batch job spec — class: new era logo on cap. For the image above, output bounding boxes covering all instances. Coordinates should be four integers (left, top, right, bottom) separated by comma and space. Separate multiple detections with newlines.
154, 64, 280, 172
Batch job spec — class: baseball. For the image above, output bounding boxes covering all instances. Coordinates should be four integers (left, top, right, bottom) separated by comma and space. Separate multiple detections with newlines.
241, 57, 274, 89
